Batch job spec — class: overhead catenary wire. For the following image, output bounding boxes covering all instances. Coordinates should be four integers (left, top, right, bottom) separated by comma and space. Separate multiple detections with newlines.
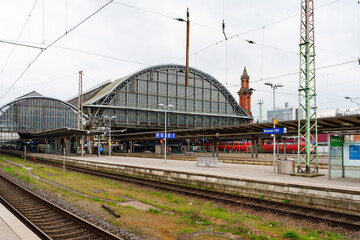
1, 0, 349, 96
222, 0, 228, 85
219, 59, 360, 89
12, 73, 77, 89
1, 0, 38, 73
0, 39, 150, 66
111, 0, 343, 68
0, 40, 45, 50
53, 45, 150, 66
0, 0, 114, 103
177, 0, 343, 64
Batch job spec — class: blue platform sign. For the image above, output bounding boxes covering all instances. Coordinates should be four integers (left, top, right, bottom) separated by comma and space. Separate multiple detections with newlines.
349, 145, 360, 160
155, 133, 175, 139
262, 128, 287, 134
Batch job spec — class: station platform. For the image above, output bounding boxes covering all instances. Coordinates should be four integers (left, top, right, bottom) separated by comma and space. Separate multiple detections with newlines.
39, 153, 359, 190
20, 153, 360, 214
0, 203, 40, 240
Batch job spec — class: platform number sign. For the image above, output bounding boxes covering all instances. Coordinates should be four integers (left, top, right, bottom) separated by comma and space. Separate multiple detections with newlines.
155, 133, 175, 139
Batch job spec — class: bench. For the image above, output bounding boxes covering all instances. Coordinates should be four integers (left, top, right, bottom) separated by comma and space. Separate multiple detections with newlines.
144, 150, 152, 154
196, 157, 219, 167
185, 151, 194, 156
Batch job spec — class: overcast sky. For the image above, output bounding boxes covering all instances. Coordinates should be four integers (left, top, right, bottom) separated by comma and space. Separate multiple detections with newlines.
0, 0, 359, 121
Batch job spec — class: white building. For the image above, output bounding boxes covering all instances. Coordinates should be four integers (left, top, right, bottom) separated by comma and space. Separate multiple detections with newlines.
267, 102, 302, 122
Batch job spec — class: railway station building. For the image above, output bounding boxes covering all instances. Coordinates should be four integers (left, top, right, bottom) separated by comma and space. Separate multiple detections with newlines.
68, 64, 252, 131
0, 64, 253, 149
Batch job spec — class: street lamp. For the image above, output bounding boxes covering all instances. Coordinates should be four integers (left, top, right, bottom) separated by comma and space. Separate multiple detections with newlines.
104, 116, 116, 157
344, 96, 360, 106
264, 82, 284, 173
158, 104, 174, 163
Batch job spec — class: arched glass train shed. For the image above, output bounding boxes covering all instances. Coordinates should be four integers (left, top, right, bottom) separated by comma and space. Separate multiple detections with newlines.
0, 96, 82, 140
84, 64, 252, 129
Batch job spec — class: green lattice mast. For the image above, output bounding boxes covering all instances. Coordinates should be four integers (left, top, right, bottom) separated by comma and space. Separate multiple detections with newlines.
298, 0, 318, 173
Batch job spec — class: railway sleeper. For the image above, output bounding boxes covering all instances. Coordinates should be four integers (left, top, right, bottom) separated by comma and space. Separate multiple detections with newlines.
30, 215, 65, 223
30, 215, 68, 224
45, 225, 86, 234
25, 211, 60, 218
40, 222, 78, 230
49, 228, 91, 239
67, 233, 102, 240
15, 208, 50, 214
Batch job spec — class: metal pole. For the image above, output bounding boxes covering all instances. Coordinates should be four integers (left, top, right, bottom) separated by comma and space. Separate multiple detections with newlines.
63, 148, 65, 173
212, 137, 215, 157
97, 135, 100, 157
216, 141, 219, 157
273, 86, 276, 173
24, 145, 26, 160
164, 107, 167, 164
81, 135, 84, 157
109, 118, 111, 157
185, 8, 190, 86
251, 136, 254, 158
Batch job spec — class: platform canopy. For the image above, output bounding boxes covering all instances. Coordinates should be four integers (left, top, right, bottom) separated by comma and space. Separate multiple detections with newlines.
112, 114, 360, 141
20, 128, 105, 140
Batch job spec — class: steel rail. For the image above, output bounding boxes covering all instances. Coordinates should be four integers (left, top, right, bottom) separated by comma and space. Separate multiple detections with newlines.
0, 174, 123, 240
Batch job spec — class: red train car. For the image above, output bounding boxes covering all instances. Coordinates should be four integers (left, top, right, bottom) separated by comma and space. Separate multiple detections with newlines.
199, 141, 306, 153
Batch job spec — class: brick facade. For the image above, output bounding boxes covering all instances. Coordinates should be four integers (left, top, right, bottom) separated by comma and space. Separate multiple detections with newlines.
237, 67, 253, 116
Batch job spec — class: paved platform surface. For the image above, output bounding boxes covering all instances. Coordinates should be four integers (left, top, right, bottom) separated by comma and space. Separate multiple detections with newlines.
38, 153, 360, 192
0, 203, 40, 240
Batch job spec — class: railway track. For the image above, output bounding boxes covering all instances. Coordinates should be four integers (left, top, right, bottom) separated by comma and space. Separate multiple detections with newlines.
0, 173, 123, 240
21, 156, 360, 231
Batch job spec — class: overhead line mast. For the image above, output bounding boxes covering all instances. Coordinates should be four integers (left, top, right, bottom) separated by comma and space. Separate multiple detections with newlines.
185, 8, 190, 86
298, 0, 318, 173
78, 70, 83, 130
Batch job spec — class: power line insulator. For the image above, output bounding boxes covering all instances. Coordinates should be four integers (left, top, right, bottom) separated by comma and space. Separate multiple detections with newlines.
174, 18, 186, 22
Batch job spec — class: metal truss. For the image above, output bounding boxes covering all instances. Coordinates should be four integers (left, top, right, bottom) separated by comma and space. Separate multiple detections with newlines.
89, 64, 250, 120
298, 0, 318, 173
0, 96, 86, 133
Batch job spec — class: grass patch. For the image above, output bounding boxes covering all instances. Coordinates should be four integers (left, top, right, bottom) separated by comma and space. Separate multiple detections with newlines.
0, 154, 348, 240
148, 208, 161, 214
282, 231, 300, 239
283, 198, 291, 204
267, 221, 278, 228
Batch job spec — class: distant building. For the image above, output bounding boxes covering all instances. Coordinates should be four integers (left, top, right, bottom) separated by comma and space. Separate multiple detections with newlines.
267, 102, 302, 122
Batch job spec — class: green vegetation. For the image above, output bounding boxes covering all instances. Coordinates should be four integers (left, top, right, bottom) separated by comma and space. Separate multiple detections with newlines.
0, 155, 350, 240
283, 198, 291, 204
282, 231, 300, 239
148, 208, 161, 214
